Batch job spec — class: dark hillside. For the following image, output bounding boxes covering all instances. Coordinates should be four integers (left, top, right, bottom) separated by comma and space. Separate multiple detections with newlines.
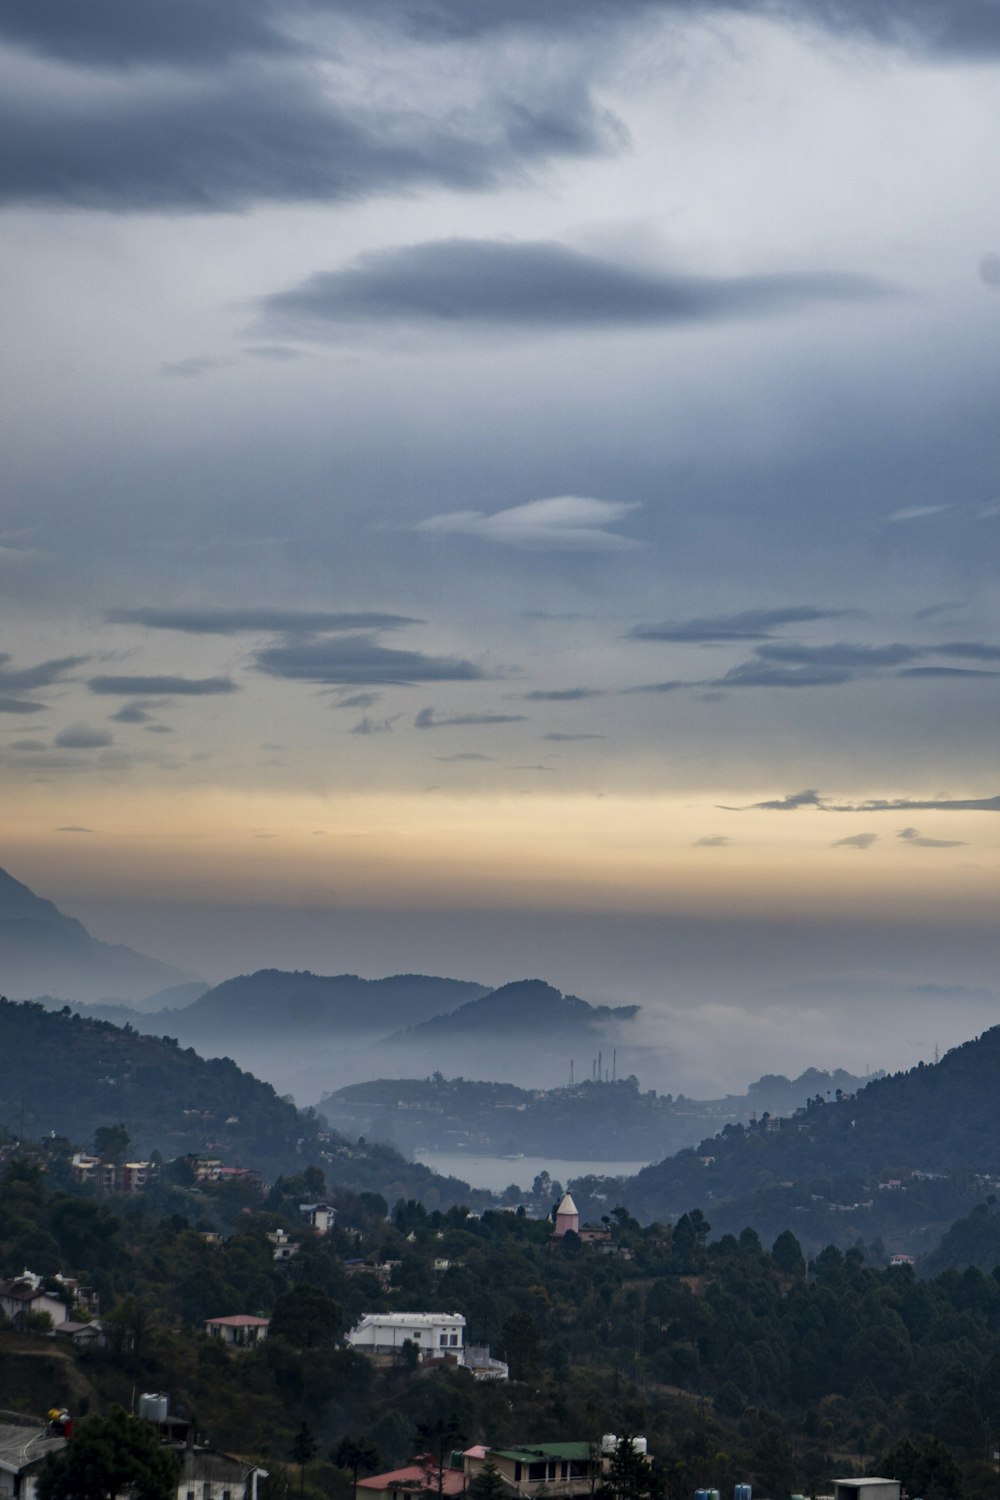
570, 1025, 1000, 1249
0, 998, 490, 1207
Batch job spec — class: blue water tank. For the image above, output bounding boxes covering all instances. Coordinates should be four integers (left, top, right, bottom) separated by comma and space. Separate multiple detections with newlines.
734, 1485, 752, 1500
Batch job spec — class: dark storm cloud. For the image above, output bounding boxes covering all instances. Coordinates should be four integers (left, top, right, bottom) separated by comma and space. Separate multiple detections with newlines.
9, 0, 1000, 67
521, 687, 606, 701
372, 0, 1000, 56
414, 707, 526, 728
0, 0, 288, 67
832, 833, 878, 849
88, 674, 239, 695
254, 636, 484, 686
694, 835, 731, 846
262, 239, 890, 334
0, 68, 615, 212
629, 606, 854, 643
54, 725, 115, 749
541, 732, 605, 741
107, 606, 419, 634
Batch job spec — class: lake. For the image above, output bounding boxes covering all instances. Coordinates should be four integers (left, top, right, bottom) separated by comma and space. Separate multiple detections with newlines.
412, 1150, 651, 1193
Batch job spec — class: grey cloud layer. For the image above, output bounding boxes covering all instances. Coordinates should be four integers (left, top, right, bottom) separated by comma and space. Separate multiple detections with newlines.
262, 239, 890, 334
627, 638, 1000, 692
6, 0, 998, 219
414, 707, 526, 728
0, 653, 86, 713
54, 724, 115, 749
254, 636, 483, 686
629, 607, 854, 643
7, 0, 1000, 68
88, 674, 239, 695
0, 653, 87, 691
108, 607, 420, 634
0, 66, 612, 213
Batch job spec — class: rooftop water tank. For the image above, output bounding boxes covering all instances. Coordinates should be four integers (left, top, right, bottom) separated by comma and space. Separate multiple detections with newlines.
138, 1393, 169, 1424
602, 1436, 618, 1456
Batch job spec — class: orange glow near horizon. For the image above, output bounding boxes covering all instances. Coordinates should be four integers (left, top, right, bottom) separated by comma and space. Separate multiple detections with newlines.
3, 779, 997, 925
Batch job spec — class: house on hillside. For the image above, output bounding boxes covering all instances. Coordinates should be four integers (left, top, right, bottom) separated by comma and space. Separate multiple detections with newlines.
0, 1272, 67, 1330
357, 1459, 467, 1500
70, 1154, 156, 1194
0, 1413, 68, 1500
54, 1319, 106, 1350
204, 1315, 270, 1348
174, 1443, 268, 1500
346, 1313, 508, 1379
833, 1480, 901, 1500
299, 1202, 335, 1234
462, 1441, 636, 1498
347, 1312, 465, 1361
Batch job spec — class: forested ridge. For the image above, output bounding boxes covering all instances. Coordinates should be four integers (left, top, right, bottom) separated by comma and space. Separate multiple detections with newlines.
569, 1025, 1000, 1251
0, 999, 489, 1206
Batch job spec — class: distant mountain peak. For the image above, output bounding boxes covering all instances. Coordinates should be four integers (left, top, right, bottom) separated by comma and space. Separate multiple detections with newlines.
0, 864, 198, 1003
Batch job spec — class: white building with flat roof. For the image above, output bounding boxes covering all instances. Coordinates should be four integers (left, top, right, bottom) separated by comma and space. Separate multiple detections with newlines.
346, 1312, 465, 1360
834, 1479, 901, 1500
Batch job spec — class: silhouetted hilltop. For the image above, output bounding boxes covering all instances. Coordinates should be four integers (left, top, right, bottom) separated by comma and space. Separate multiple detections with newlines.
392, 977, 640, 1040
0, 865, 197, 1002
142, 968, 489, 1041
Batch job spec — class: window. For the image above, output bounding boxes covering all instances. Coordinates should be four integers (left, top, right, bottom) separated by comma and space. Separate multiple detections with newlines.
440, 1335, 448, 1347
450, 1334, 459, 1346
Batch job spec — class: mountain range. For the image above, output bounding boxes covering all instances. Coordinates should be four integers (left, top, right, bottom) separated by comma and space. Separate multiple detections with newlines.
0, 866, 197, 1003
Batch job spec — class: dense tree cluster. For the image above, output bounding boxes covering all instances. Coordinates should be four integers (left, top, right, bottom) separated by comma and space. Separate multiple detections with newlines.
5, 1155, 1000, 1499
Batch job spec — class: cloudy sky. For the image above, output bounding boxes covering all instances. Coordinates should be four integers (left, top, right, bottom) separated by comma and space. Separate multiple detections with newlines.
2, 0, 999, 1083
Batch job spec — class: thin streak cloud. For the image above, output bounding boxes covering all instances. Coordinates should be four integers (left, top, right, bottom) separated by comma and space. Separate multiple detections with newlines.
417, 496, 639, 552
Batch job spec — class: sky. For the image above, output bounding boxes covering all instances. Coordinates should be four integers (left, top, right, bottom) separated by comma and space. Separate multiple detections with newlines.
2, 0, 999, 1089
